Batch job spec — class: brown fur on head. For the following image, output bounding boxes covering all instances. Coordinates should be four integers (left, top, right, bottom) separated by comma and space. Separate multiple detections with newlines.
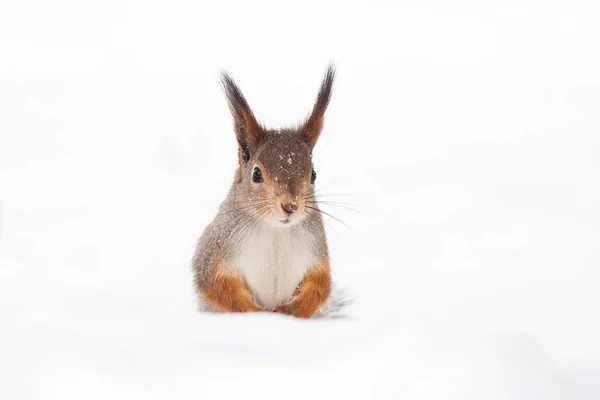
220, 65, 335, 228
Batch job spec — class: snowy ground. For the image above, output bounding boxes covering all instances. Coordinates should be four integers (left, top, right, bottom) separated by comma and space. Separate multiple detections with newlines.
1, 1, 599, 399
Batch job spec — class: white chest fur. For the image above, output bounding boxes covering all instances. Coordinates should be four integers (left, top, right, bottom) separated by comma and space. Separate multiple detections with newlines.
231, 224, 318, 310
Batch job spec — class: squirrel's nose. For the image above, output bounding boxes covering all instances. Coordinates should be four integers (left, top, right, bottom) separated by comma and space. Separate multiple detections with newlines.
281, 200, 298, 214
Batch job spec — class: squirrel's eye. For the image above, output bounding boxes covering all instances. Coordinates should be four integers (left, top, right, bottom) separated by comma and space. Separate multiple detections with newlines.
311, 169, 317, 184
252, 167, 264, 183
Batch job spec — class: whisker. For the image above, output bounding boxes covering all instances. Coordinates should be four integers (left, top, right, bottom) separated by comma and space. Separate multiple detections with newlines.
307, 200, 364, 215
305, 205, 359, 238
305, 209, 344, 239
219, 204, 270, 217
305, 197, 363, 208
228, 204, 269, 239
305, 195, 360, 203
312, 188, 365, 198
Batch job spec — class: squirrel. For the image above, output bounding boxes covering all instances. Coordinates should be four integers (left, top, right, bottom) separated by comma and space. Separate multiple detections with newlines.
192, 66, 336, 319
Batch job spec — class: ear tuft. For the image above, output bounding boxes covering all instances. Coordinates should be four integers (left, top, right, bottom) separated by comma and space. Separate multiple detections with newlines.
220, 71, 262, 163
303, 64, 336, 146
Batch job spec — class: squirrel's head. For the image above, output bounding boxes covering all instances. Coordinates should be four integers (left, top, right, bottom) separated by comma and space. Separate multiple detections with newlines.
221, 66, 335, 228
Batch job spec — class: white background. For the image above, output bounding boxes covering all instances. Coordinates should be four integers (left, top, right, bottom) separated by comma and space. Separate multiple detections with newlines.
1, 0, 599, 398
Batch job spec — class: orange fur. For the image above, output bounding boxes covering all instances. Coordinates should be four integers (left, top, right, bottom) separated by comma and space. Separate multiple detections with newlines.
275, 263, 332, 319
304, 114, 324, 146
241, 109, 262, 145
303, 65, 335, 147
202, 267, 263, 313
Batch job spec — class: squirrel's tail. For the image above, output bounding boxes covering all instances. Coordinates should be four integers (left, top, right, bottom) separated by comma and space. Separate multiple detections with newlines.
314, 285, 354, 319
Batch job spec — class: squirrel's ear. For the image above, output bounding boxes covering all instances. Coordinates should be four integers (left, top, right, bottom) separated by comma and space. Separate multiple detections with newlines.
302, 64, 335, 147
221, 72, 263, 163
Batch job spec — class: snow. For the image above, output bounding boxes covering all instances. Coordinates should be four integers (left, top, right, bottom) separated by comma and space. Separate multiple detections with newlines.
1, 0, 599, 399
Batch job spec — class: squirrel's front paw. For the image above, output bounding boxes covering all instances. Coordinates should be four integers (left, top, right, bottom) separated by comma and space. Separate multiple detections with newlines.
275, 298, 316, 319
274, 301, 300, 317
